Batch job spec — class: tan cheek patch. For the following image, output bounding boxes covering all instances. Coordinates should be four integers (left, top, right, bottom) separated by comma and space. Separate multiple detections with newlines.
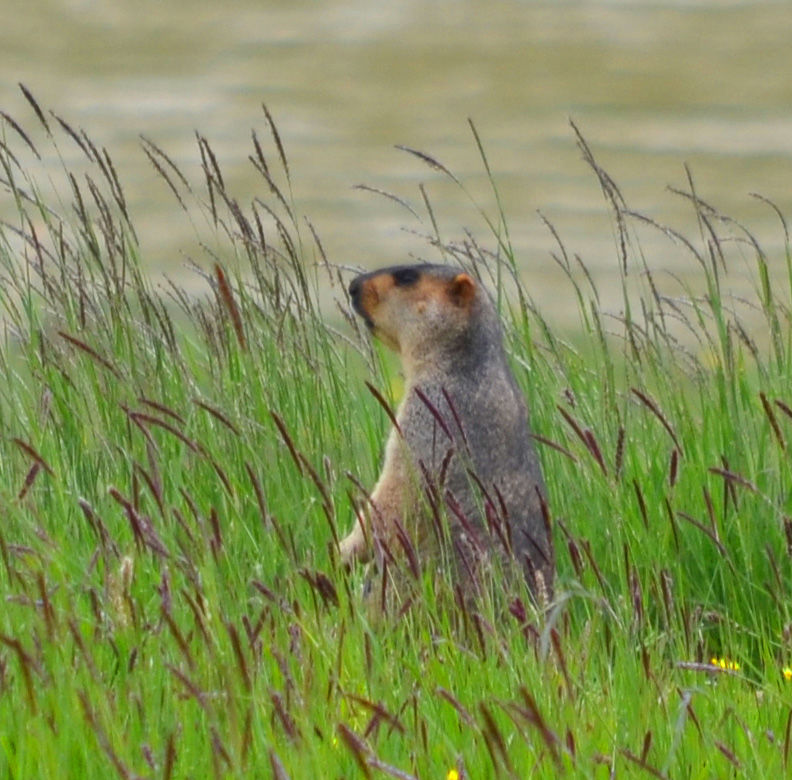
359, 284, 378, 317
359, 274, 394, 321
371, 274, 395, 300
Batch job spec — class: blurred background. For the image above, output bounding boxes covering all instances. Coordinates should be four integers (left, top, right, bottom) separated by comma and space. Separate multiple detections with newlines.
2, 0, 792, 324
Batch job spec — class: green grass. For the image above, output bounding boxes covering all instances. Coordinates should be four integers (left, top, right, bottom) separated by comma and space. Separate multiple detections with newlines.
2, 90, 792, 778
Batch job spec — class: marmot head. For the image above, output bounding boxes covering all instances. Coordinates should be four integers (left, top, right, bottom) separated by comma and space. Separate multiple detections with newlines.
349, 264, 487, 374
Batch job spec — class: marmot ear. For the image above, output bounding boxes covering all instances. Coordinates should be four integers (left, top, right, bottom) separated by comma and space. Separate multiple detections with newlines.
449, 273, 476, 307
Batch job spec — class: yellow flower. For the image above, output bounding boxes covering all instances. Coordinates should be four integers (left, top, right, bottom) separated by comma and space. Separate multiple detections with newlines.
447, 770, 460, 780
783, 667, 792, 681
710, 657, 740, 671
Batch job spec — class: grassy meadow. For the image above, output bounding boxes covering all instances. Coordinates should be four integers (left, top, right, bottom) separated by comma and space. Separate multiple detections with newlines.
2, 91, 792, 778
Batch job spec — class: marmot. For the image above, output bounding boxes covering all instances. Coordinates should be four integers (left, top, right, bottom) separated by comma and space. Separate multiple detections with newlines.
340, 264, 553, 605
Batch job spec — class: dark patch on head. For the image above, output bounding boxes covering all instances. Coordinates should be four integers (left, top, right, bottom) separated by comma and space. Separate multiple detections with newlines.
391, 267, 421, 287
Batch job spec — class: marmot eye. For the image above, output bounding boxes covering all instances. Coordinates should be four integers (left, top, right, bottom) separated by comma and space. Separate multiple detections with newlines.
392, 267, 420, 287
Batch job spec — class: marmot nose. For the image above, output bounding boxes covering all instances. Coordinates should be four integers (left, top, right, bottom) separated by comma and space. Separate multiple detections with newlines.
348, 276, 362, 304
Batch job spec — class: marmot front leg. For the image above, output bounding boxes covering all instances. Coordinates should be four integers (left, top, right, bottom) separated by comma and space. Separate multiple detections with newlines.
338, 507, 370, 564
339, 434, 409, 566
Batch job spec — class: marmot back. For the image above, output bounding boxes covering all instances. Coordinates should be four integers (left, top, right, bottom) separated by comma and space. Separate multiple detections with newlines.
340, 264, 553, 605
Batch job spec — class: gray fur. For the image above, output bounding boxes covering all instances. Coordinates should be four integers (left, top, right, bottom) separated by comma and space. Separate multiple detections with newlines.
346, 263, 554, 604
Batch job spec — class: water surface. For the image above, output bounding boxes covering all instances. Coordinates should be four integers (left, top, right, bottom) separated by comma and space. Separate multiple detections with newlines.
2, 0, 792, 325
